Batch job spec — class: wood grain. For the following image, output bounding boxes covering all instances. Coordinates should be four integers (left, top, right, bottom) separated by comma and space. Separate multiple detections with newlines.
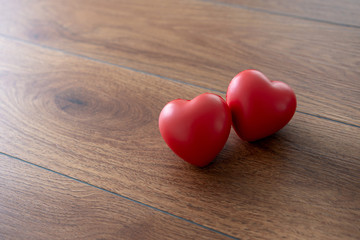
1, 37, 359, 239
209, 0, 360, 27
0, 0, 359, 126
0, 154, 228, 240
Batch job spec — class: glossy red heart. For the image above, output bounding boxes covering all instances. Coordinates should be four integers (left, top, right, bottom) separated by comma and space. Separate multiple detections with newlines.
159, 93, 231, 167
226, 70, 297, 141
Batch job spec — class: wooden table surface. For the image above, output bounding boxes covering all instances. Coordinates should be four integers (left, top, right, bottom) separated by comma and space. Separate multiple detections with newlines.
0, 0, 359, 239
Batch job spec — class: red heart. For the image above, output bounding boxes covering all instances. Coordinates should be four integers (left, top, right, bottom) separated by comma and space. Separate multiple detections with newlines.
226, 70, 297, 141
159, 93, 231, 167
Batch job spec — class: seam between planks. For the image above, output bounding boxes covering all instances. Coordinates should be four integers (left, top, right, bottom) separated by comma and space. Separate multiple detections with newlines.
0, 152, 240, 240
198, 0, 360, 29
0, 33, 358, 129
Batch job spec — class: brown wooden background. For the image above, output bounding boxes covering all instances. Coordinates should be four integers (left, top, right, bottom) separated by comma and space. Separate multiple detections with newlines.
0, 0, 359, 239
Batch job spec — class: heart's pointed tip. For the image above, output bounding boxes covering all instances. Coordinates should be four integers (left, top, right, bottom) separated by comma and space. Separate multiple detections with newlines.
183, 156, 216, 168
187, 160, 213, 168
191, 163, 213, 169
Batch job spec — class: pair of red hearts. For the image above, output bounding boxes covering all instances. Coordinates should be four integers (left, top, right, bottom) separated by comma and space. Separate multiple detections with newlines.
159, 70, 297, 167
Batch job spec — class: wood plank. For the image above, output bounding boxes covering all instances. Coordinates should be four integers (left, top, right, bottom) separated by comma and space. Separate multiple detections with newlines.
0, 0, 359, 126
0, 154, 228, 240
1, 37, 359, 239
209, 0, 360, 27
